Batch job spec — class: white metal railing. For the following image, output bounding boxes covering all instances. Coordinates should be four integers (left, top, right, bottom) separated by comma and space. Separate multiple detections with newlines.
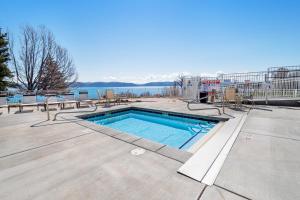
182, 66, 300, 101
231, 89, 300, 100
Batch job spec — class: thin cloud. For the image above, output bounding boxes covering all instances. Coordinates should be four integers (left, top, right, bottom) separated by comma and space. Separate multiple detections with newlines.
100, 71, 224, 83
101, 72, 191, 83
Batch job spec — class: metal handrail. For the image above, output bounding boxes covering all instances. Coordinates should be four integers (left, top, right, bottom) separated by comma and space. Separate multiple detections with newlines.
187, 100, 222, 115
53, 104, 98, 121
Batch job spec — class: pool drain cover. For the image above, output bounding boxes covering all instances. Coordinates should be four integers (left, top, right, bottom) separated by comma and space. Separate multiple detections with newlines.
131, 148, 146, 156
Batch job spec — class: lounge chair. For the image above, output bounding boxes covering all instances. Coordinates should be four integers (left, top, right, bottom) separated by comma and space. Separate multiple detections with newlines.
224, 87, 243, 109
43, 94, 62, 111
61, 93, 78, 109
77, 91, 93, 108
7, 95, 22, 113
18, 94, 39, 113
96, 90, 104, 105
104, 90, 116, 107
115, 93, 129, 105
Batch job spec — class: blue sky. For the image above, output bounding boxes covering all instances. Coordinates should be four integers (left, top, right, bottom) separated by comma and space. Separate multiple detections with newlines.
1, 0, 299, 83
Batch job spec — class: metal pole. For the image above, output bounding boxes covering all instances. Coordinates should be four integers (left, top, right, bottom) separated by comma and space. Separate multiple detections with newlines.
222, 94, 225, 114
46, 96, 50, 120
265, 88, 268, 105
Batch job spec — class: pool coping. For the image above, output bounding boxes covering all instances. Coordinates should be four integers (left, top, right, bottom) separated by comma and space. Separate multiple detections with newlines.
77, 106, 228, 122
178, 114, 247, 185
73, 106, 228, 163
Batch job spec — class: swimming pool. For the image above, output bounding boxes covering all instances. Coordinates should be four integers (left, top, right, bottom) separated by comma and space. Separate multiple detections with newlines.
84, 109, 217, 150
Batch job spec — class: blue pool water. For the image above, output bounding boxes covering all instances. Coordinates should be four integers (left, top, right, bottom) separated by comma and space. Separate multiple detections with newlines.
86, 110, 216, 150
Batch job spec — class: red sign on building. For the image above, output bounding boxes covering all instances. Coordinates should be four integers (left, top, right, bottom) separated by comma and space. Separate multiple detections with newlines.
201, 80, 221, 84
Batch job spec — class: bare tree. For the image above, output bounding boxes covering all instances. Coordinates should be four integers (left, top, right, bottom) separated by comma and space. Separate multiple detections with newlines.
37, 46, 77, 90
175, 74, 184, 89
53, 45, 77, 87
10, 25, 77, 91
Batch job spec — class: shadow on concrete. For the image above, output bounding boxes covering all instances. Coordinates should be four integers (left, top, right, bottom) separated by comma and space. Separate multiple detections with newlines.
30, 118, 83, 128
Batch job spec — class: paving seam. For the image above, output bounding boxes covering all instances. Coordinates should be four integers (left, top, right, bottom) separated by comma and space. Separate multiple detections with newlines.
0, 132, 94, 159
197, 185, 207, 200
277, 106, 300, 110
214, 184, 252, 200
155, 145, 167, 152
247, 115, 300, 121
241, 130, 300, 141
130, 137, 143, 143
132, 143, 185, 163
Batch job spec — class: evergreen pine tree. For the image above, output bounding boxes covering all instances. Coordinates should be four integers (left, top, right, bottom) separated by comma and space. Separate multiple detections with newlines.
0, 29, 13, 91
38, 56, 67, 90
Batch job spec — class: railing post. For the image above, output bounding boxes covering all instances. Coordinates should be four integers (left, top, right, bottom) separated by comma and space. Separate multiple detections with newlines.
222, 95, 225, 114
265, 88, 268, 105
46, 96, 50, 121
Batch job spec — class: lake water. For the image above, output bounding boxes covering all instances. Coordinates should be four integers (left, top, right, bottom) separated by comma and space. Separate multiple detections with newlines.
72, 86, 166, 99
4, 86, 167, 103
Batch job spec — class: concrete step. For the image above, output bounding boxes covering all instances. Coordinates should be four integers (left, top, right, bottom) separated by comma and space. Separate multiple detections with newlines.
178, 114, 247, 184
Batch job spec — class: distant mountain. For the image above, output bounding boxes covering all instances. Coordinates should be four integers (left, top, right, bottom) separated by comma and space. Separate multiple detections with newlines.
71, 81, 174, 87
142, 82, 174, 86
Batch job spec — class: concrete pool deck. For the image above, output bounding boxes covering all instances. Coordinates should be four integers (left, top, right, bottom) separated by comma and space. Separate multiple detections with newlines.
0, 98, 299, 200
